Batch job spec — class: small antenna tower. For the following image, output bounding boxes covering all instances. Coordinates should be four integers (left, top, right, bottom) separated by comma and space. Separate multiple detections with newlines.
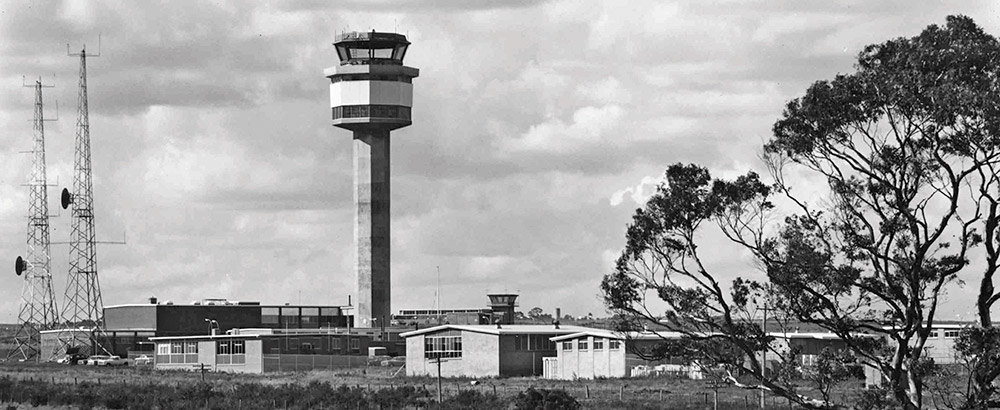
57, 42, 108, 357
6, 78, 60, 362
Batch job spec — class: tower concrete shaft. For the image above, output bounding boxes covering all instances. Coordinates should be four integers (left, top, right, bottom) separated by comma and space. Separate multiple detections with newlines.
8, 80, 59, 362
327, 31, 418, 327
63, 50, 102, 329
354, 129, 391, 325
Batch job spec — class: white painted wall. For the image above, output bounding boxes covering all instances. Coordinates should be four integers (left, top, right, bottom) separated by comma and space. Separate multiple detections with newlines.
330, 81, 413, 108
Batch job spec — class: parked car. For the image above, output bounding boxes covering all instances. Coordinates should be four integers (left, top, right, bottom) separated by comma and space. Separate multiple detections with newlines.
85, 355, 110, 365
56, 353, 89, 365
381, 356, 406, 367
133, 355, 153, 366
99, 356, 128, 366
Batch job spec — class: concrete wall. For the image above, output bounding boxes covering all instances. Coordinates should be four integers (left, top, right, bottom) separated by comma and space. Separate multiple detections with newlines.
104, 305, 157, 331
197, 341, 215, 370
406, 330, 499, 378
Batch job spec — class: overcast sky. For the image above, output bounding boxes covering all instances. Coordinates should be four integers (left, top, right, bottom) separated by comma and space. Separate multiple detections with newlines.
1, 1, 998, 323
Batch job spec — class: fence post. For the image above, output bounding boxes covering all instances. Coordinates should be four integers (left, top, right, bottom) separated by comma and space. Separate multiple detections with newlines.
619, 385, 624, 401
586, 385, 590, 399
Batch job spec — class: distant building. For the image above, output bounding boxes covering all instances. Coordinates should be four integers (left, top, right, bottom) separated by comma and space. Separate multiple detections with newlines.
394, 294, 521, 326
401, 324, 589, 378
149, 328, 400, 374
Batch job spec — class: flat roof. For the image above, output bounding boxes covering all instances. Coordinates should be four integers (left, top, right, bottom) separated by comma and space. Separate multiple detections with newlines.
550, 329, 687, 342
105, 303, 350, 309
400, 324, 593, 338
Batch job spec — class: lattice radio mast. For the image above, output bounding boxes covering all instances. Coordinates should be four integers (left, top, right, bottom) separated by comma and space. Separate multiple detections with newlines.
58, 44, 105, 354
6, 78, 60, 362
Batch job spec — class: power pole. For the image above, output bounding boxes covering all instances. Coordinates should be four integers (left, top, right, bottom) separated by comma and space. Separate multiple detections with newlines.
57, 44, 108, 358
7, 78, 60, 362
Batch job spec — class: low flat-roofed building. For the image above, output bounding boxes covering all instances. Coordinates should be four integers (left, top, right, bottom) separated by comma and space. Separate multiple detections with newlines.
149, 328, 401, 374
401, 324, 590, 378
545, 329, 700, 380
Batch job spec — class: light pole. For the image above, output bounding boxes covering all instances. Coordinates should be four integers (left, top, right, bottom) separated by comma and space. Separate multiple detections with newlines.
204, 318, 219, 336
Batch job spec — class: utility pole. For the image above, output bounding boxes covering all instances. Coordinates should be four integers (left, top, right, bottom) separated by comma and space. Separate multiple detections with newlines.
434, 357, 443, 403
760, 303, 772, 409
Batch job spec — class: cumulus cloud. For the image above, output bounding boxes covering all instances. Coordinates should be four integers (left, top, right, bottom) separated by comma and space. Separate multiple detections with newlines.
1, 1, 998, 322
502, 104, 624, 152
610, 175, 661, 207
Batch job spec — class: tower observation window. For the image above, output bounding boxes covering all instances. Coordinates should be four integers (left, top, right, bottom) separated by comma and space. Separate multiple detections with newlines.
332, 105, 411, 121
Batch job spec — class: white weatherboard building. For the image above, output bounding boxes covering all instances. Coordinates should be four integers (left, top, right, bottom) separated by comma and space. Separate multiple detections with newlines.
544, 329, 702, 380
401, 324, 591, 378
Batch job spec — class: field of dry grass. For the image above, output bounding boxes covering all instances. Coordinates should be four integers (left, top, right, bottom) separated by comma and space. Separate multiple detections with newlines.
0, 362, 861, 409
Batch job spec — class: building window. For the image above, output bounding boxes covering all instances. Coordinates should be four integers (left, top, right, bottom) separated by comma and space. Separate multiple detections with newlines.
330, 74, 412, 83
332, 105, 411, 121
261, 307, 280, 326
514, 335, 528, 351
578, 340, 589, 351
594, 339, 604, 351
562, 341, 573, 351
609, 340, 621, 350
944, 330, 961, 338
515, 335, 557, 351
157, 342, 198, 364
350, 337, 360, 352
425, 336, 462, 359
217, 340, 247, 365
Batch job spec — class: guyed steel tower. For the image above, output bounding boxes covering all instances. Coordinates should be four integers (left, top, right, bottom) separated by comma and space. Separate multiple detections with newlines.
57, 45, 105, 355
7, 79, 60, 362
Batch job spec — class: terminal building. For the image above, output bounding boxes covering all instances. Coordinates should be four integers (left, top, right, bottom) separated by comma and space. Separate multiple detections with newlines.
96, 298, 353, 357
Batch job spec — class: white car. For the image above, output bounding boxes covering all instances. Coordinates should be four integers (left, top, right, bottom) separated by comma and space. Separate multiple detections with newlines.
133, 355, 153, 366
98, 356, 128, 366
85, 355, 109, 365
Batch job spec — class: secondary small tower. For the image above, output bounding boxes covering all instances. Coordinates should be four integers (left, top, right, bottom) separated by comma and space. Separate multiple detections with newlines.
325, 31, 418, 327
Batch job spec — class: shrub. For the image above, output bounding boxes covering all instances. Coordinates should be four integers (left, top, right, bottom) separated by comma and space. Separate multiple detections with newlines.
514, 387, 580, 410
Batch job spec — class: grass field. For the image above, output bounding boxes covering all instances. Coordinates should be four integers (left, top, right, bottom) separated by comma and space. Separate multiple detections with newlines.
0, 362, 862, 409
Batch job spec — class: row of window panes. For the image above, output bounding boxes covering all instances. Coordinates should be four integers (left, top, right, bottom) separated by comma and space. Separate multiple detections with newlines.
513, 335, 557, 351
217, 340, 246, 355
157, 342, 198, 355
561, 339, 621, 352
943, 330, 961, 338
261, 313, 343, 326
330, 74, 412, 84
425, 336, 462, 359
332, 105, 411, 120
156, 342, 199, 364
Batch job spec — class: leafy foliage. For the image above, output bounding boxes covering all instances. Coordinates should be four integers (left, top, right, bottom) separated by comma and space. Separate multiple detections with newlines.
513, 387, 581, 410
603, 15, 1000, 410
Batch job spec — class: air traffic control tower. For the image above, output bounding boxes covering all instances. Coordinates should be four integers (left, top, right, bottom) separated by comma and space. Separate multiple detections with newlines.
325, 31, 418, 327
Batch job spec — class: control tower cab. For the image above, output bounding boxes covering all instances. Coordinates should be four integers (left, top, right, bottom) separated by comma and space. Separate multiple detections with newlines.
324, 31, 419, 328
326, 31, 419, 131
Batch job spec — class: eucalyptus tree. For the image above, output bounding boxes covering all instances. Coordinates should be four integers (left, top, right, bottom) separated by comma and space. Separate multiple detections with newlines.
603, 16, 1000, 410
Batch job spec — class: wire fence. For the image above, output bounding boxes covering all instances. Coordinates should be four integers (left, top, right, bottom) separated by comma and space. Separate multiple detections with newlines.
0, 372, 839, 410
